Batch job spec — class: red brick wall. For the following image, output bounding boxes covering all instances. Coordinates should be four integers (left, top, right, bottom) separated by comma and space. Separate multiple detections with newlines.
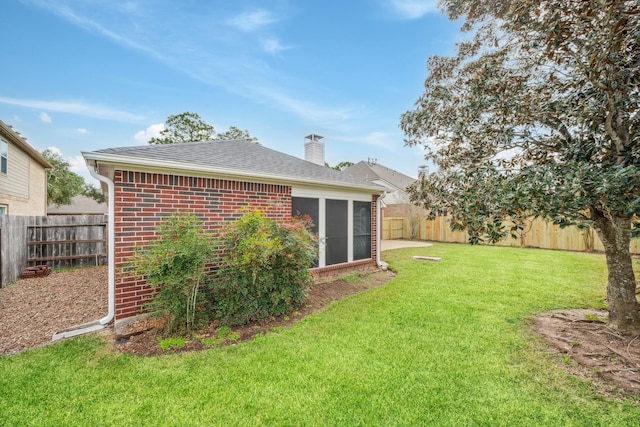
113, 170, 291, 320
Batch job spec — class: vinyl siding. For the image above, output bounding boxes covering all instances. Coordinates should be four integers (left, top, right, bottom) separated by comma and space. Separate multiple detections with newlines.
0, 141, 30, 198
0, 141, 48, 215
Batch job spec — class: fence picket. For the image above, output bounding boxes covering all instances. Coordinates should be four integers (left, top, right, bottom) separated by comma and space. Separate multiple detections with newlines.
382, 216, 640, 255
0, 215, 107, 287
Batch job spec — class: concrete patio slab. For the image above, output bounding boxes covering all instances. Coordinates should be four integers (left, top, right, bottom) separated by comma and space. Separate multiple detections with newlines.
381, 240, 433, 251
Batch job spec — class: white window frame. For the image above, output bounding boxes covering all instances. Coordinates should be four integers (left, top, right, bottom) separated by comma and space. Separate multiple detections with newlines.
0, 138, 7, 175
292, 186, 374, 268
0, 204, 7, 215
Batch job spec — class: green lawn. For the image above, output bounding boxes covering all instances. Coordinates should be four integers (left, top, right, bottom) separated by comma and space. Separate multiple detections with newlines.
1, 243, 639, 426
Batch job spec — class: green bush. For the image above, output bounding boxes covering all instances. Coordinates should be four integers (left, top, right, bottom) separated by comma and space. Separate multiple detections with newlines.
130, 212, 213, 333
210, 210, 317, 326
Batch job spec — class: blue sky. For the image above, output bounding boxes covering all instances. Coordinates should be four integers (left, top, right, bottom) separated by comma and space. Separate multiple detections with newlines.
1, 0, 461, 185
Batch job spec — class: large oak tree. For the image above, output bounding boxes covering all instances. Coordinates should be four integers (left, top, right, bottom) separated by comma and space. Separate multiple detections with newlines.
401, 1, 640, 333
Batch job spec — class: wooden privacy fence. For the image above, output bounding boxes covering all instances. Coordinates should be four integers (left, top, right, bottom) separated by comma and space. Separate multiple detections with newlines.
382, 216, 640, 254
0, 215, 107, 287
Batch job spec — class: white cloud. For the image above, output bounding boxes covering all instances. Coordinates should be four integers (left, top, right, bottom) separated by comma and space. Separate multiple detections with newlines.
386, 0, 439, 19
0, 96, 144, 123
75, 128, 89, 134
227, 10, 277, 31
40, 112, 52, 123
70, 154, 100, 186
134, 123, 165, 144
261, 37, 292, 55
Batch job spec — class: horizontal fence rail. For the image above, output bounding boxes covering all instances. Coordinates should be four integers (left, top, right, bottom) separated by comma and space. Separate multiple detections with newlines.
382, 216, 640, 254
0, 214, 107, 287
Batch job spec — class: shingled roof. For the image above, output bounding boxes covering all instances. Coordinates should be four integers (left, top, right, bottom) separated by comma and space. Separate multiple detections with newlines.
83, 140, 384, 192
343, 160, 416, 193
0, 120, 51, 169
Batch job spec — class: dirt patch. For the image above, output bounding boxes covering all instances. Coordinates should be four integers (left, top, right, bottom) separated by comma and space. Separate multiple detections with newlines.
0, 266, 108, 356
530, 309, 640, 399
115, 269, 395, 356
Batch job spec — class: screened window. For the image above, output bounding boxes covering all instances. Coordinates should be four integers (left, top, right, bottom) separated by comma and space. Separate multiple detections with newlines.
291, 197, 318, 235
0, 204, 6, 215
353, 201, 371, 260
326, 199, 348, 265
291, 197, 319, 267
0, 139, 7, 174
291, 195, 374, 268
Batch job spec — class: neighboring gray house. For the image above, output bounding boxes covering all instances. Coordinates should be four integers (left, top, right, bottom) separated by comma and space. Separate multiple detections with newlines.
343, 160, 418, 217
82, 138, 385, 324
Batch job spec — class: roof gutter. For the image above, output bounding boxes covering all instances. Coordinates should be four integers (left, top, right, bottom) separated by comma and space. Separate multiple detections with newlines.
51, 160, 115, 341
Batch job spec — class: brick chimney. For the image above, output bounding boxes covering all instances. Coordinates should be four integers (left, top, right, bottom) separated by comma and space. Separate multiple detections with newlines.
304, 134, 324, 166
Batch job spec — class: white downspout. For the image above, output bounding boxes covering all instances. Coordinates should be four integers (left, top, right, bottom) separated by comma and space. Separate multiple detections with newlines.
88, 161, 115, 325
51, 160, 116, 341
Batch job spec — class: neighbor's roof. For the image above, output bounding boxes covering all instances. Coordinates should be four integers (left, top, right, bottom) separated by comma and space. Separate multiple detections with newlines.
0, 120, 51, 169
47, 195, 107, 215
82, 140, 384, 193
344, 161, 416, 193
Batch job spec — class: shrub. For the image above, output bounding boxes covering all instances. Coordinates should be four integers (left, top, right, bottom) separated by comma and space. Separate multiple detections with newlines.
130, 212, 213, 333
210, 210, 317, 326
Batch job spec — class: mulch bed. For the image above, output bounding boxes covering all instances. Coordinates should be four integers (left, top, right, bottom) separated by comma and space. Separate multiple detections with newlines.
115, 269, 395, 356
0, 266, 108, 356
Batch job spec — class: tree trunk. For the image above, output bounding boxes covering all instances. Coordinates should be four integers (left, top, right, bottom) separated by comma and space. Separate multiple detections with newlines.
591, 208, 640, 335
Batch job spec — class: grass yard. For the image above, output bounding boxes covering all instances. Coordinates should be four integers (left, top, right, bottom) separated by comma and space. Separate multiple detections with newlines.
1, 243, 639, 426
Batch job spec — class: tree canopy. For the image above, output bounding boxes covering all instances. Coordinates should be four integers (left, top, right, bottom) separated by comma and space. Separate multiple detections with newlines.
43, 149, 105, 206
149, 112, 259, 144
217, 126, 259, 143
401, 1, 639, 333
325, 161, 354, 171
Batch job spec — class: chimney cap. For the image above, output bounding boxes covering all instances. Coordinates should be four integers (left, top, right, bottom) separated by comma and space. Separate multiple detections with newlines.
305, 134, 324, 142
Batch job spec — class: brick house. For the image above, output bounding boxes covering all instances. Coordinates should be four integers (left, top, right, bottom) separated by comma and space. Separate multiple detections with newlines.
82, 138, 384, 326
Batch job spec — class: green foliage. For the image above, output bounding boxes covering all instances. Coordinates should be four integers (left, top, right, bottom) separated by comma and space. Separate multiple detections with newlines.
341, 272, 363, 284
149, 112, 215, 144
216, 325, 232, 339
82, 184, 106, 203
584, 314, 606, 323
216, 126, 260, 144
325, 161, 354, 171
130, 212, 213, 332
402, 0, 640, 238
158, 337, 186, 351
42, 149, 85, 206
211, 210, 317, 326
402, 0, 640, 333
42, 149, 105, 206
148, 112, 259, 144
